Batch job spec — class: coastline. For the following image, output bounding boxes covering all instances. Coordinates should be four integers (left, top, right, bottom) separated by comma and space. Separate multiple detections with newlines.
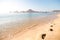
0, 13, 58, 40
11, 13, 60, 40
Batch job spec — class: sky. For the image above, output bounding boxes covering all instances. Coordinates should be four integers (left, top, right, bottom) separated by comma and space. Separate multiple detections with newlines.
0, 0, 60, 13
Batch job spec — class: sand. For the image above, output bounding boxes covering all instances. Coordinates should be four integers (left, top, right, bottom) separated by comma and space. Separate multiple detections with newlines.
0, 13, 60, 40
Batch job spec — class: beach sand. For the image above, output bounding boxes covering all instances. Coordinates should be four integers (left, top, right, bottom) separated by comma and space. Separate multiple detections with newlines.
0, 13, 60, 40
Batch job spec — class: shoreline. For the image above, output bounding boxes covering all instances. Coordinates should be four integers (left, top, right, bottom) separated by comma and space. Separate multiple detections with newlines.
11, 13, 60, 40
0, 13, 58, 40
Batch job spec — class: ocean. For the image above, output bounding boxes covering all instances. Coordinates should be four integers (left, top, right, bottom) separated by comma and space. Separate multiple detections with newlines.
0, 12, 54, 25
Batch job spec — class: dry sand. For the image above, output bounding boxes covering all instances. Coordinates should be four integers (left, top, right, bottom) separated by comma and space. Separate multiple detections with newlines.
0, 13, 60, 40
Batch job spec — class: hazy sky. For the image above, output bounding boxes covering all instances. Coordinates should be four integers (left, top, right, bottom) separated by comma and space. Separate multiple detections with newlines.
0, 0, 60, 13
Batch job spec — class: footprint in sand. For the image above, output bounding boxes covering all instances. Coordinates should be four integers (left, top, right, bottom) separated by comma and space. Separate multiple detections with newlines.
41, 34, 46, 40
50, 28, 53, 31
50, 23, 55, 27
41, 24, 55, 40
50, 25, 53, 27
50, 24, 55, 31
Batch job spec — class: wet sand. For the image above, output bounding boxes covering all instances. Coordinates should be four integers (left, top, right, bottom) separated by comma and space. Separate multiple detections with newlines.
0, 13, 60, 40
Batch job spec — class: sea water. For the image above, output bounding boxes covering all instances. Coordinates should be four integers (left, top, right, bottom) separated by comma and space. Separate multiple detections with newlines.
0, 12, 54, 25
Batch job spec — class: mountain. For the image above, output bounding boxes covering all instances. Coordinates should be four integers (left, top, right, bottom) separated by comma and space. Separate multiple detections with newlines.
12, 9, 50, 13
20, 9, 40, 13
52, 10, 60, 13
